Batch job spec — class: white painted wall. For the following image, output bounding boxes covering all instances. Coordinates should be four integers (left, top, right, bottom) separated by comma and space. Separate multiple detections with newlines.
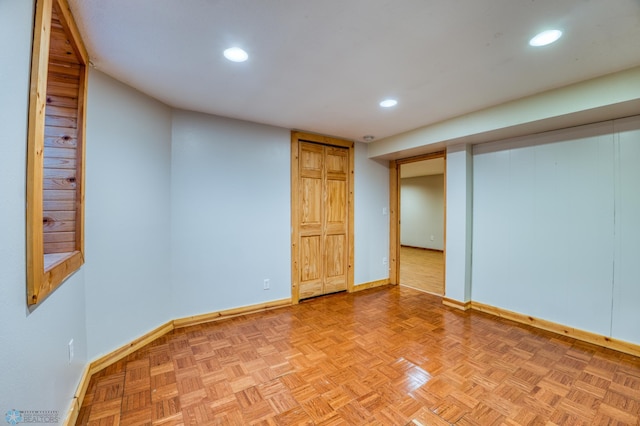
472, 119, 640, 342
0, 42, 393, 418
170, 110, 292, 318
354, 142, 390, 284
445, 145, 473, 302
0, 0, 88, 419
84, 71, 172, 359
612, 116, 640, 344
400, 175, 444, 250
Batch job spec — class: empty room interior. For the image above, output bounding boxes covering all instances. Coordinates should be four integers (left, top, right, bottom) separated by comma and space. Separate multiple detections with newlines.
2, 0, 640, 424
399, 158, 446, 296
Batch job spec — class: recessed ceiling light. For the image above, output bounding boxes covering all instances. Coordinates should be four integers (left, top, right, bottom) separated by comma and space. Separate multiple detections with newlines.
362, 135, 375, 142
223, 47, 248, 62
379, 99, 398, 108
529, 30, 562, 47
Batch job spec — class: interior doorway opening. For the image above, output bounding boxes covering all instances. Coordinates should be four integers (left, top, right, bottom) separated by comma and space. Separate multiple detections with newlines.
390, 152, 446, 295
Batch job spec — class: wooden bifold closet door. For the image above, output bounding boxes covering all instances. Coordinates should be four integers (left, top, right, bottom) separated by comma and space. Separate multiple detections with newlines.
297, 141, 349, 300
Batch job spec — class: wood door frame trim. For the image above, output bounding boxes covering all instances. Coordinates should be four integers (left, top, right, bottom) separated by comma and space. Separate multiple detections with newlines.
390, 151, 447, 288
291, 131, 355, 304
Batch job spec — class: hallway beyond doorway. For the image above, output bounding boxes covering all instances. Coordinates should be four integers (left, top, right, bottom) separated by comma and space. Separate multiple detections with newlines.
400, 245, 444, 295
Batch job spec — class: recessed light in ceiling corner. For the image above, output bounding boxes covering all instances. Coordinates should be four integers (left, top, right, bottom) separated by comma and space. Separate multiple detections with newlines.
379, 99, 398, 108
529, 29, 562, 47
223, 47, 248, 62
362, 135, 375, 142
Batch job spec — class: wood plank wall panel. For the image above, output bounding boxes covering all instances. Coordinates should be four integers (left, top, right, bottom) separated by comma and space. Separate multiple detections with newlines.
43, 4, 81, 254
27, 0, 87, 303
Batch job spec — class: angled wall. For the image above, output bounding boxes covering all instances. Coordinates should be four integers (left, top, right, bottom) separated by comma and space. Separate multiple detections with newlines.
170, 110, 292, 318
84, 70, 173, 359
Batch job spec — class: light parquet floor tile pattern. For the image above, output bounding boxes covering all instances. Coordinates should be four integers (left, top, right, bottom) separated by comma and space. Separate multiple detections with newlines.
77, 286, 640, 425
400, 246, 444, 296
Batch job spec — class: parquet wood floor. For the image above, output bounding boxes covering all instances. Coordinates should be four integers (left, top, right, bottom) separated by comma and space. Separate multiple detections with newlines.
77, 286, 640, 425
400, 246, 444, 295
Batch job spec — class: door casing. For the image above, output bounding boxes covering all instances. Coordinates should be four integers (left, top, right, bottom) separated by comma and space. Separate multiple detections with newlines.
291, 131, 354, 304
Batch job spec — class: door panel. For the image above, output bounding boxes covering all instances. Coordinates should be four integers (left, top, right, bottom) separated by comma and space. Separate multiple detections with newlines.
325, 235, 345, 278
301, 236, 321, 281
301, 144, 323, 173
299, 281, 323, 300
326, 180, 346, 225
326, 148, 348, 174
299, 235, 323, 299
325, 233, 346, 293
301, 177, 322, 225
296, 141, 349, 299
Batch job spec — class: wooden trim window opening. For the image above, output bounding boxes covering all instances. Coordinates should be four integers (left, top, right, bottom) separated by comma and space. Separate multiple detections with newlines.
27, 0, 88, 306
389, 151, 446, 286
290, 131, 355, 304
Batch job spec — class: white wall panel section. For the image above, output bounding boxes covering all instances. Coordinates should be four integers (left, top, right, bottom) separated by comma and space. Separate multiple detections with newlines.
469, 148, 511, 303
473, 122, 616, 336
171, 111, 291, 318
401, 175, 445, 250
612, 116, 640, 344
0, 0, 88, 415
85, 71, 173, 359
445, 145, 473, 302
354, 142, 390, 284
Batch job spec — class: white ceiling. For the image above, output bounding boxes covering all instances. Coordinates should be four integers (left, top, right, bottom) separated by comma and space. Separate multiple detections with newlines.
401, 158, 445, 179
68, 0, 640, 143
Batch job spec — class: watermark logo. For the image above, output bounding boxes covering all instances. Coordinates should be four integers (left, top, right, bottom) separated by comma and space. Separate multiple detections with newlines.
4, 410, 22, 425
4, 410, 58, 424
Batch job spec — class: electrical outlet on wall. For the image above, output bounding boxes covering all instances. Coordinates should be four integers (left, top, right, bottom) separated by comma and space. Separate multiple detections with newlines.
383, 257, 388, 266
263, 279, 270, 290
